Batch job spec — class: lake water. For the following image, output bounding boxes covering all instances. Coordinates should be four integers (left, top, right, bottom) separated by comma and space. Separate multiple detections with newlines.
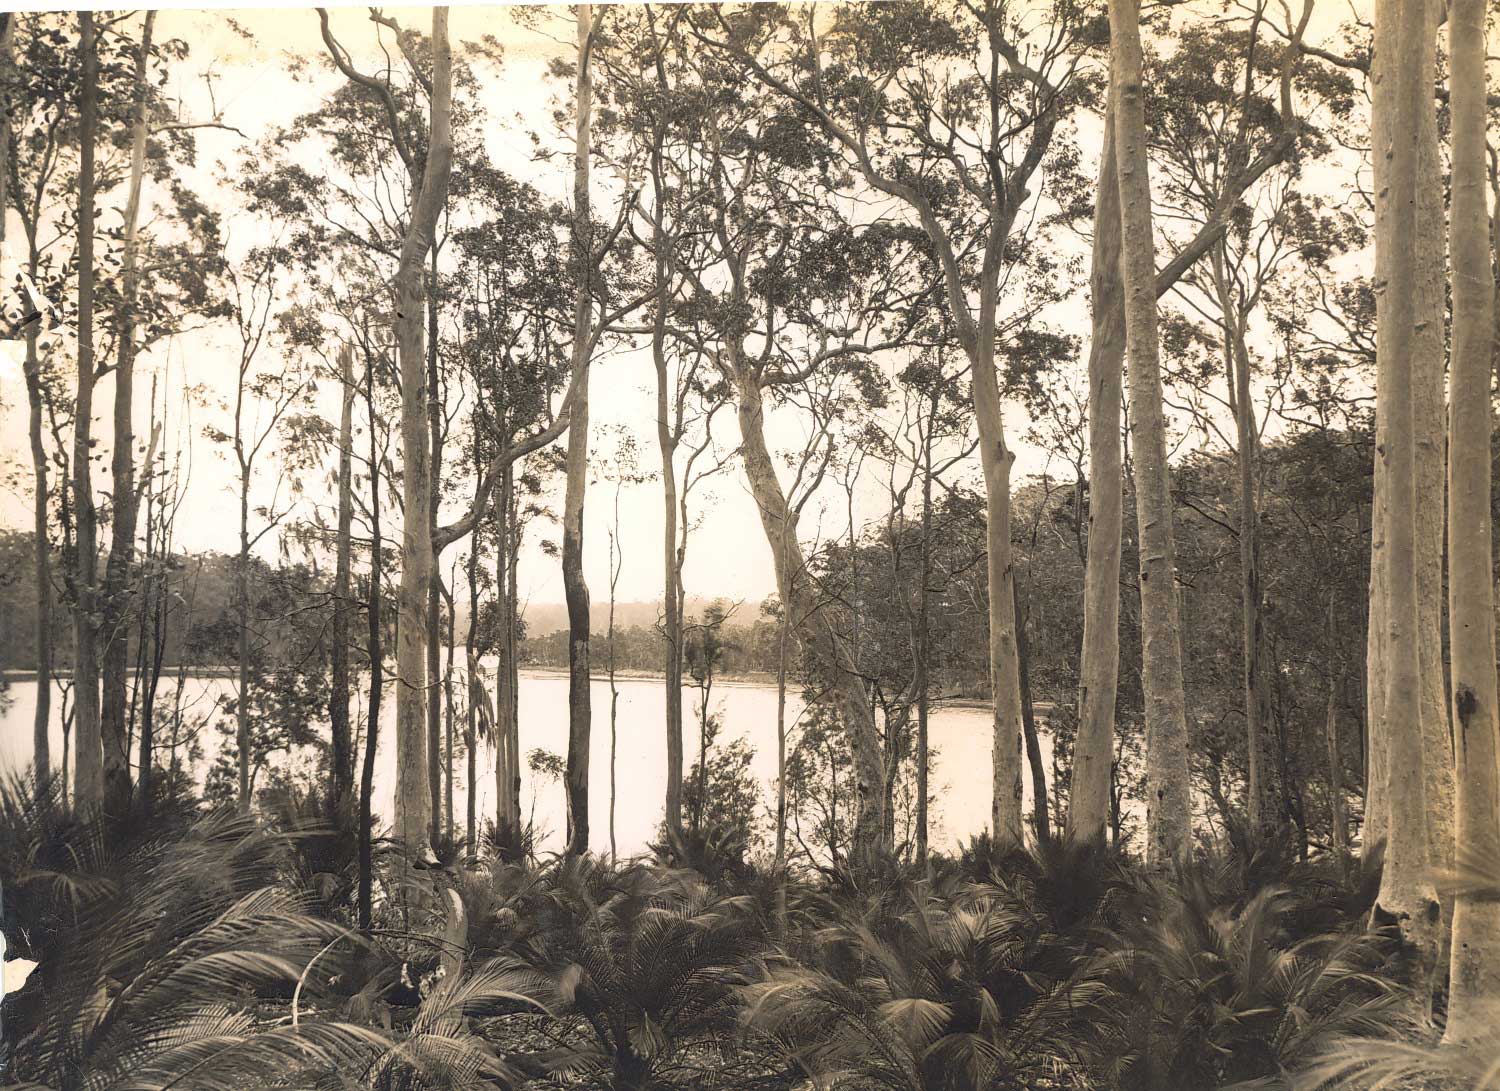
0, 667, 1049, 857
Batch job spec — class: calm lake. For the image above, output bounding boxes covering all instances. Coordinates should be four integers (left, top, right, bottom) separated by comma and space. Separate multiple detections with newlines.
0, 667, 1049, 856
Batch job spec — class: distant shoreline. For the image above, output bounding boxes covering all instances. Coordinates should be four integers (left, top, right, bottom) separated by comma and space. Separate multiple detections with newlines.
2, 664, 1005, 712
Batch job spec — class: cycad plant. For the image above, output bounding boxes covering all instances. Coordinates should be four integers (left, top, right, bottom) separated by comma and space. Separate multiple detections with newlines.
1077, 876, 1404, 1090
511, 856, 771, 1089
2, 807, 390, 1091
742, 878, 1095, 1090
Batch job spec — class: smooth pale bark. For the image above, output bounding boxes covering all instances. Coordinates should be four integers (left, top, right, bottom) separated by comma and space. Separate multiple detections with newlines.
329, 343, 355, 814
1070, 108, 1125, 842
975, 336, 1027, 847
715, 38, 1031, 851
729, 359, 889, 855
1109, 0, 1193, 865
1363, 0, 1396, 858
392, 8, 452, 854
1443, 0, 1500, 1043
71, 10, 103, 813
100, 12, 156, 817
1370, 0, 1441, 989
1411, 0, 1454, 922
562, 4, 596, 858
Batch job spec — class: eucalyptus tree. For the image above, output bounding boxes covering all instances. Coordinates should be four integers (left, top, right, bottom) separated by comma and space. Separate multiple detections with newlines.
4, 11, 228, 810
1369, 0, 1441, 992
561, 3, 599, 858
448, 165, 573, 854
594, 4, 735, 845
666, 13, 935, 859
311, 5, 453, 854
1443, 0, 1500, 1041
700, 0, 1092, 847
73, 10, 102, 811
98, 12, 157, 817
1069, 0, 1317, 845
1136, 10, 1351, 842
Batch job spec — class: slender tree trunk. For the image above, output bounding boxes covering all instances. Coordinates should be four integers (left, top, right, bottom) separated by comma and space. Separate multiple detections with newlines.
359, 353, 383, 931
443, 577, 456, 846
505, 515, 521, 840
1411, 0, 1454, 938
1363, 0, 1397, 859
1215, 255, 1281, 843
915, 395, 934, 863
1325, 595, 1349, 858
774, 600, 790, 868
730, 360, 889, 856
7, 18, 51, 797
100, 11, 156, 819
465, 493, 479, 850
71, 10, 103, 813
1443, 0, 1500, 1040
24, 305, 52, 791
562, 3, 596, 858
392, 8, 452, 856
495, 471, 521, 853
654, 246, 685, 845
1070, 108, 1125, 843
330, 343, 355, 816
1110, 0, 1193, 865
1370, 0, 1441, 994
607, 491, 621, 860
427, 571, 443, 845
426, 254, 444, 849
968, 255, 1027, 847
236, 467, 251, 810
1015, 576, 1049, 846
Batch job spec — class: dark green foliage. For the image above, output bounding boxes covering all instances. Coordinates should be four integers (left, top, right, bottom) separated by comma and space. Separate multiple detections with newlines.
1075, 878, 1402, 1091
0, 799, 387, 1091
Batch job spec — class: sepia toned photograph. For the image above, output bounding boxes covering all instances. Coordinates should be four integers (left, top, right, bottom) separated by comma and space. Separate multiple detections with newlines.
0, 0, 1496, 1086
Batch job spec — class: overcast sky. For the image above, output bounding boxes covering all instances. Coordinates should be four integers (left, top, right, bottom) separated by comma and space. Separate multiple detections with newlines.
0, 1, 1369, 617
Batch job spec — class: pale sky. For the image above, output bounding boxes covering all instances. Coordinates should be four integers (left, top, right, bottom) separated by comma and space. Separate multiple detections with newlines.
0, 1, 1375, 616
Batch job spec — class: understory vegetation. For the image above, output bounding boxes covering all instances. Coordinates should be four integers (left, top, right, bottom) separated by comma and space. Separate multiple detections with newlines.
1, 774, 1483, 1091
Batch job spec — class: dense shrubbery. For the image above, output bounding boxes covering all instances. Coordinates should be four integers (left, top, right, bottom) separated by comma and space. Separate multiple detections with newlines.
1, 775, 1473, 1091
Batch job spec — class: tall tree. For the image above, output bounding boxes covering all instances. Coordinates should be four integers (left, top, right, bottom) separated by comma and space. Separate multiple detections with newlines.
1069, 110, 1125, 843
562, 3, 598, 858
329, 341, 356, 816
706, 2, 1087, 846
317, 5, 454, 854
1109, 0, 1192, 864
1442, 0, 1499, 1042
71, 9, 103, 812
1069, 2, 1316, 842
1369, 0, 1440, 991
2, 13, 55, 793
99, 11, 158, 816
